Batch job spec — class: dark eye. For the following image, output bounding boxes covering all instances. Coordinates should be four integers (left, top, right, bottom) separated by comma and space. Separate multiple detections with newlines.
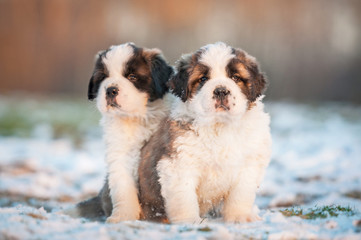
127, 74, 137, 81
231, 75, 245, 83
199, 76, 208, 83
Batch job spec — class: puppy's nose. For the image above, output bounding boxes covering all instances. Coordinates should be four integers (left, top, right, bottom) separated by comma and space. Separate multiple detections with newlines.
213, 87, 230, 98
106, 87, 118, 98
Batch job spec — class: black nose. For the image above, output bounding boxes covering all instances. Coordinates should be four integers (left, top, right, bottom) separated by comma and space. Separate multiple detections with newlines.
213, 87, 230, 98
106, 87, 118, 98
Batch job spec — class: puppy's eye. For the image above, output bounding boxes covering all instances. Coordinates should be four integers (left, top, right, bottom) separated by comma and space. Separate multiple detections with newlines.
231, 75, 246, 83
127, 74, 137, 81
199, 76, 208, 83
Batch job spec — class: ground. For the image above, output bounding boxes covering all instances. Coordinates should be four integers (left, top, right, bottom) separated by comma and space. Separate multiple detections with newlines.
0, 95, 361, 239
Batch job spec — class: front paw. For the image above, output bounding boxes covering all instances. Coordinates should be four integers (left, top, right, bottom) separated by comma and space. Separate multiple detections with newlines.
225, 212, 262, 223
171, 216, 206, 224
106, 215, 122, 224
106, 209, 139, 223
106, 214, 138, 223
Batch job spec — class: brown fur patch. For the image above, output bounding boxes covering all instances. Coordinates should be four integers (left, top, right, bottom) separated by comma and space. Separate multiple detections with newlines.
168, 49, 205, 101
124, 45, 172, 101
188, 63, 210, 97
123, 46, 153, 93
138, 118, 192, 222
130, 46, 172, 101
142, 48, 162, 62
237, 63, 251, 79
228, 48, 267, 103
226, 58, 252, 102
138, 118, 170, 222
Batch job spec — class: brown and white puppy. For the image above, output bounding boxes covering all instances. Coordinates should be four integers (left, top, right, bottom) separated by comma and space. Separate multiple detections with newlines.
75, 43, 174, 223
138, 42, 272, 223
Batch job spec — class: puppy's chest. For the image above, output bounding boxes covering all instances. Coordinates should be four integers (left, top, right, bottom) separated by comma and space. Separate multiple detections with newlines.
179, 128, 247, 196
103, 119, 158, 163
184, 127, 247, 165
197, 159, 239, 200
105, 118, 154, 143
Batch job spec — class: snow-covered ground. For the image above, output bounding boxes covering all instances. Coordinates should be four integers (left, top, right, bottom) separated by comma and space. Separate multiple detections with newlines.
1, 96, 361, 239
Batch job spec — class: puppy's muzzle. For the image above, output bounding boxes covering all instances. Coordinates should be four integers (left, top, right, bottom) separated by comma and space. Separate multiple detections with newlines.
106, 86, 119, 107
106, 86, 118, 98
213, 87, 230, 98
213, 86, 231, 111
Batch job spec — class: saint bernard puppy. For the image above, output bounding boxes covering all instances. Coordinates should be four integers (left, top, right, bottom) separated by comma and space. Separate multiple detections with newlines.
76, 43, 174, 223
138, 42, 272, 223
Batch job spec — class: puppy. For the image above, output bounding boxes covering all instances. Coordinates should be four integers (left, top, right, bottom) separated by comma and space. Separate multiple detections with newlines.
138, 42, 272, 223
76, 43, 174, 223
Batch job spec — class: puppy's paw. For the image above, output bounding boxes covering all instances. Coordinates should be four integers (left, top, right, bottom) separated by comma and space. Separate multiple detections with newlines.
106, 215, 122, 224
225, 212, 262, 223
171, 216, 205, 224
106, 214, 138, 223
106, 209, 139, 223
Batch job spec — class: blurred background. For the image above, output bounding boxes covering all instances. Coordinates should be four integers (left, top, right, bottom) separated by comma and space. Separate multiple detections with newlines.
1, 0, 360, 102
1, 1, 361, 232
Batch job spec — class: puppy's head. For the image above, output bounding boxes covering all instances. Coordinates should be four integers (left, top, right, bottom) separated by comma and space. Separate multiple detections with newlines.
88, 43, 173, 117
169, 42, 267, 122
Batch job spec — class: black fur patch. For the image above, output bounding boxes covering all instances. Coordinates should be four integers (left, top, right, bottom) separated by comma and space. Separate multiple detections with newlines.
124, 46, 173, 102
76, 177, 112, 220
87, 50, 109, 100
149, 55, 174, 101
168, 55, 192, 102
246, 61, 267, 102
138, 118, 193, 222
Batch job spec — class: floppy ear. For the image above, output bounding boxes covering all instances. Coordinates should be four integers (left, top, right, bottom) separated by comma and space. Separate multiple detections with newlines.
248, 62, 268, 102
168, 54, 191, 102
87, 50, 108, 100
148, 53, 174, 101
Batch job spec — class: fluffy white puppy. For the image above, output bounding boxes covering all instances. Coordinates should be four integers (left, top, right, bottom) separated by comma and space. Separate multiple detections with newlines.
75, 43, 174, 223
138, 42, 272, 223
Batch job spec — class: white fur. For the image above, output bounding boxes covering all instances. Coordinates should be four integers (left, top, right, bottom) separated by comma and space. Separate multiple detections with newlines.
157, 44, 271, 223
199, 42, 234, 77
159, 99, 271, 223
96, 44, 149, 117
188, 78, 248, 125
172, 43, 248, 125
103, 93, 174, 223
96, 43, 174, 222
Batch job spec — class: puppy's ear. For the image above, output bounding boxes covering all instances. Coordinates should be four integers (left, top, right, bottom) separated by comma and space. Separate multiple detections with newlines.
87, 50, 108, 100
168, 54, 191, 102
234, 48, 268, 102
248, 61, 268, 102
145, 49, 174, 101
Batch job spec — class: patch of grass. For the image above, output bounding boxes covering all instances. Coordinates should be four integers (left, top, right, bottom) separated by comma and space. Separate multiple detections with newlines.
0, 95, 101, 146
0, 107, 34, 137
280, 205, 355, 220
198, 226, 212, 232
177, 225, 212, 233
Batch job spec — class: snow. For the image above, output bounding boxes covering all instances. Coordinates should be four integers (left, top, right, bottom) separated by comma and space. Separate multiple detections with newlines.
1, 99, 361, 239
